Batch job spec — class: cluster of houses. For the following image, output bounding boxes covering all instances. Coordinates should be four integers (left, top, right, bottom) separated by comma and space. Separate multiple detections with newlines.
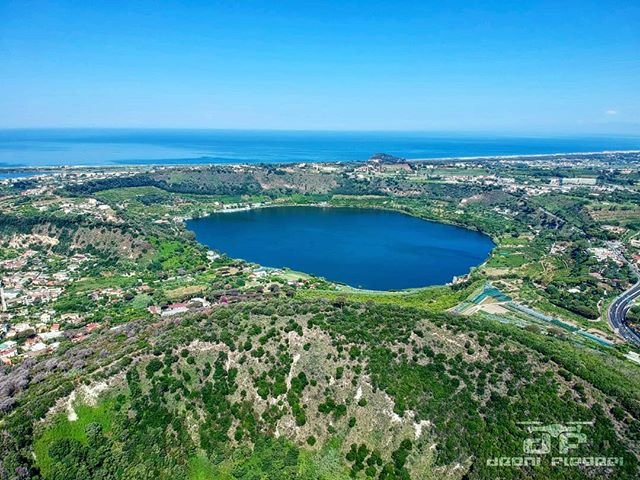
589, 247, 625, 266
347, 160, 623, 198
144, 266, 315, 319
56, 198, 119, 223
0, 249, 90, 310
0, 314, 104, 365
24, 196, 120, 224
0, 239, 99, 365
1, 244, 317, 366
0, 167, 139, 189
0, 322, 62, 365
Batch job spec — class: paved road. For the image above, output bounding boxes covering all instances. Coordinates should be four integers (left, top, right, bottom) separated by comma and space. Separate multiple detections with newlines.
608, 280, 640, 348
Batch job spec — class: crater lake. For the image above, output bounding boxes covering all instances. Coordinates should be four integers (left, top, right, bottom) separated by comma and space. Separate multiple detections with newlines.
186, 207, 495, 290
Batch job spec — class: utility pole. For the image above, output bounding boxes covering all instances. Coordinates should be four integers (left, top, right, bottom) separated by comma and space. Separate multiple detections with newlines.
0, 280, 6, 313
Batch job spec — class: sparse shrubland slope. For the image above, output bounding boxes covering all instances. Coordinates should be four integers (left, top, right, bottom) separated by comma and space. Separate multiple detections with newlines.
63, 165, 485, 199
1, 299, 638, 480
0, 212, 151, 261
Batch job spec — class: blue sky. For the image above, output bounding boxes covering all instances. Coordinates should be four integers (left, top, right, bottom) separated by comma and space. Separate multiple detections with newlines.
1, 0, 639, 132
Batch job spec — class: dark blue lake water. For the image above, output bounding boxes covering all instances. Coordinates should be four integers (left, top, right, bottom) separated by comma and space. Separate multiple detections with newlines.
186, 207, 494, 290
1, 129, 639, 167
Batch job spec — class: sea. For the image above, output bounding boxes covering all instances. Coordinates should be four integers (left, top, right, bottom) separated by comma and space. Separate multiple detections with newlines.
1, 129, 639, 168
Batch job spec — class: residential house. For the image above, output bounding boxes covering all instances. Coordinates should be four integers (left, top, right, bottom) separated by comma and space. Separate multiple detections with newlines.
161, 303, 189, 317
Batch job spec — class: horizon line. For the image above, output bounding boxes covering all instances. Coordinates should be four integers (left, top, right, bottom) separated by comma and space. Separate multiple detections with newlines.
0, 127, 639, 138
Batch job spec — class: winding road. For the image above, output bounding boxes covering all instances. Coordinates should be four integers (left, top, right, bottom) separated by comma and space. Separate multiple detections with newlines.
608, 279, 640, 348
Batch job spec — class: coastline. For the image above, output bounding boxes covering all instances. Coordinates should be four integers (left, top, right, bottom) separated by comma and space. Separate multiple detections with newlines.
410, 149, 640, 162
1, 148, 639, 171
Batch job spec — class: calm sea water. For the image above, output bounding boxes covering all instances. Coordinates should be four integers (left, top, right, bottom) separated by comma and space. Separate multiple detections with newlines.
186, 207, 495, 290
0, 171, 42, 180
1, 129, 639, 167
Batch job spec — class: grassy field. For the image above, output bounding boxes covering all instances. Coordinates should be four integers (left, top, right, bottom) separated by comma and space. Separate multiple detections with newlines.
187, 437, 350, 480
485, 250, 528, 268
33, 397, 116, 477
188, 455, 217, 480
297, 281, 480, 312
165, 284, 206, 301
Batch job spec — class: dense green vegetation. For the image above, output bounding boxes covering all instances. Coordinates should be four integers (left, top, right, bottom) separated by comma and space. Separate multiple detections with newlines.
2, 159, 640, 480
2, 299, 637, 479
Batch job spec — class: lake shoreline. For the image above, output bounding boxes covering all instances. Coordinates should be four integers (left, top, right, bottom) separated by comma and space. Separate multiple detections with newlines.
186, 205, 495, 291
186, 201, 499, 244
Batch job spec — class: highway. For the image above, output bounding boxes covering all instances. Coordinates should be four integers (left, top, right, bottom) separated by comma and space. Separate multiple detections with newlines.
608, 279, 640, 348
